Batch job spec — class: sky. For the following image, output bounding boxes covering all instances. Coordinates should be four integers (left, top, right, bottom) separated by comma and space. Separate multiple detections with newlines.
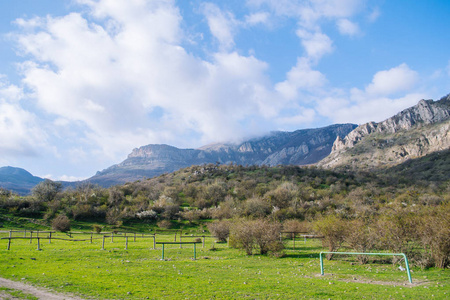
0, 0, 449, 181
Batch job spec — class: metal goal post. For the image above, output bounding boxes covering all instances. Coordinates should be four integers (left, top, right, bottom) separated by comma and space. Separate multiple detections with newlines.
319, 251, 412, 283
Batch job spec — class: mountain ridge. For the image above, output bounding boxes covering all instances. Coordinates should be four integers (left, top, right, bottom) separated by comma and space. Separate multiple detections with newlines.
88, 123, 357, 186
319, 94, 450, 170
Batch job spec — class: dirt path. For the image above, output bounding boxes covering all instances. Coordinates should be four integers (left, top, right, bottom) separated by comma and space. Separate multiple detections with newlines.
0, 277, 86, 300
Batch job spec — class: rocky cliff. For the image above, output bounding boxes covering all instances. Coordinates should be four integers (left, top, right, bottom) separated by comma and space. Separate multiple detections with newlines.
319, 95, 450, 170
88, 123, 356, 186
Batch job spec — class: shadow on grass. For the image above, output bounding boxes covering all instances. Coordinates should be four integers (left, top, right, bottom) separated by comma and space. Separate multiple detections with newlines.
281, 253, 320, 259
284, 246, 323, 251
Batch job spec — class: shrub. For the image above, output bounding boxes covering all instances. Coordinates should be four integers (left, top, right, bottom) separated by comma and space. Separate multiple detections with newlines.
283, 219, 309, 238
52, 215, 71, 232
181, 209, 201, 224
313, 214, 347, 260
230, 219, 283, 255
252, 219, 283, 255
93, 224, 102, 233
230, 219, 255, 255
344, 219, 376, 264
207, 220, 231, 242
242, 197, 272, 218
418, 204, 450, 269
157, 220, 172, 229
136, 210, 158, 220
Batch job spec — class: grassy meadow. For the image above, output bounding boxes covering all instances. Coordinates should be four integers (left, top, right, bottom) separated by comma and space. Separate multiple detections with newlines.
0, 224, 448, 299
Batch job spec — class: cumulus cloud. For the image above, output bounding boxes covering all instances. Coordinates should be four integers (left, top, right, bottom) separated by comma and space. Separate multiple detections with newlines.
296, 29, 334, 61
275, 57, 327, 99
0, 78, 46, 156
365, 63, 419, 96
316, 64, 425, 125
317, 93, 427, 125
11, 0, 283, 161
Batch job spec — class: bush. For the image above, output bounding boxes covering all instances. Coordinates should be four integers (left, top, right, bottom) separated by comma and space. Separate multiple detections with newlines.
93, 224, 102, 233
230, 219, 255, 255
157, 220, 172, 229
230, 219, 283, 255
344, 219, 376, 264
418, 204, 450, 269
207, 220, 231, 242
52, 215, 71, 232
313, 215, 347, 260
283, 219, 309, 238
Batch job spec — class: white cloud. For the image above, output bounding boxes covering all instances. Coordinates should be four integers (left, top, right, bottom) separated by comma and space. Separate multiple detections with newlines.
201, 3, 238, 51
275, 57, 327, 99
317, 93, 428, 125
296, 29, 334, 61
245, 12, 270, 26
365, 63, 419, 96
337, 18, 360, 36
12, 0, 288, 161
0, 101, 46, 157
367, 7, 380, 22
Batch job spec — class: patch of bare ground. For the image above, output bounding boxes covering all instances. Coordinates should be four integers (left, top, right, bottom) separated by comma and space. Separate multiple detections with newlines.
315, 273, 428, 287
0, 277, 86, 300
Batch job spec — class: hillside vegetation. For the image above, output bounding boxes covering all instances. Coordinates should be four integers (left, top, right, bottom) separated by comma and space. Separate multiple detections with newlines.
1, 154, 449, 269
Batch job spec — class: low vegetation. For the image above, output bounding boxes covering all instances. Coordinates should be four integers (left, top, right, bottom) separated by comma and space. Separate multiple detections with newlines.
1, 162, 449, 270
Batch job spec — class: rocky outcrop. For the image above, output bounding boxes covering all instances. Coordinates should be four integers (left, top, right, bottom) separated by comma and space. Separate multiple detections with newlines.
88, 123, 356, 186
319, 95, 450, 170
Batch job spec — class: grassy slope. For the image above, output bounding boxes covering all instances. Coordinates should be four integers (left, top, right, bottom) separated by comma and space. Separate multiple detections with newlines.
0, 229, 448, 300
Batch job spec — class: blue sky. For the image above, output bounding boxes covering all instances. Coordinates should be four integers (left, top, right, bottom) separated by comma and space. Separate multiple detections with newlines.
0, 0, 449, 181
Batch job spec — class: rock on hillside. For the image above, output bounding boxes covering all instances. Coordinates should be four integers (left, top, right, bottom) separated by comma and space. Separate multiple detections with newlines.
88, 123, 356, 186
319, 95, 450, 170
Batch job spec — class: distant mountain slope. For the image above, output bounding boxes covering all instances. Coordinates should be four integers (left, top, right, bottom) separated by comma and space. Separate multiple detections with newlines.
319, 95, 450, 170
88, 123, 357, 186
384, 148, 450, 183
0, 166, 44, 195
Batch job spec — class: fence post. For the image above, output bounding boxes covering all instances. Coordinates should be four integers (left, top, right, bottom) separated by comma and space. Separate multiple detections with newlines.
125, 236, 128, 250
153, 235, 156, 250
37, 237, 41, 250
90, 233, 93, 244
202, 236, 205, 248
102, 235, 105, 250
24, 230, 26, 238
320, 252, 324, 275
49, 232, 52, 244
293, 234, 295, 250
193, 243, 196, 261
111, 232, 114, 243
162, 243, 165, 260
30, 231, 33, 244
7, 237, 11, 250
134, 233, 136, 242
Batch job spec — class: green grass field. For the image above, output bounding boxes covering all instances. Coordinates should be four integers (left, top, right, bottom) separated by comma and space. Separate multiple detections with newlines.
0, 229, 448, 299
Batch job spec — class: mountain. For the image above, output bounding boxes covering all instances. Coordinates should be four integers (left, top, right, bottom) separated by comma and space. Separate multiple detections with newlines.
318, 95, 450, 170
0, 166, 45, 195
87, 123, 357, 186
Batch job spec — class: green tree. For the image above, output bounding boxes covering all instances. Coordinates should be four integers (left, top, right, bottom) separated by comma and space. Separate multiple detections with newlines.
32, 179, 62, 202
